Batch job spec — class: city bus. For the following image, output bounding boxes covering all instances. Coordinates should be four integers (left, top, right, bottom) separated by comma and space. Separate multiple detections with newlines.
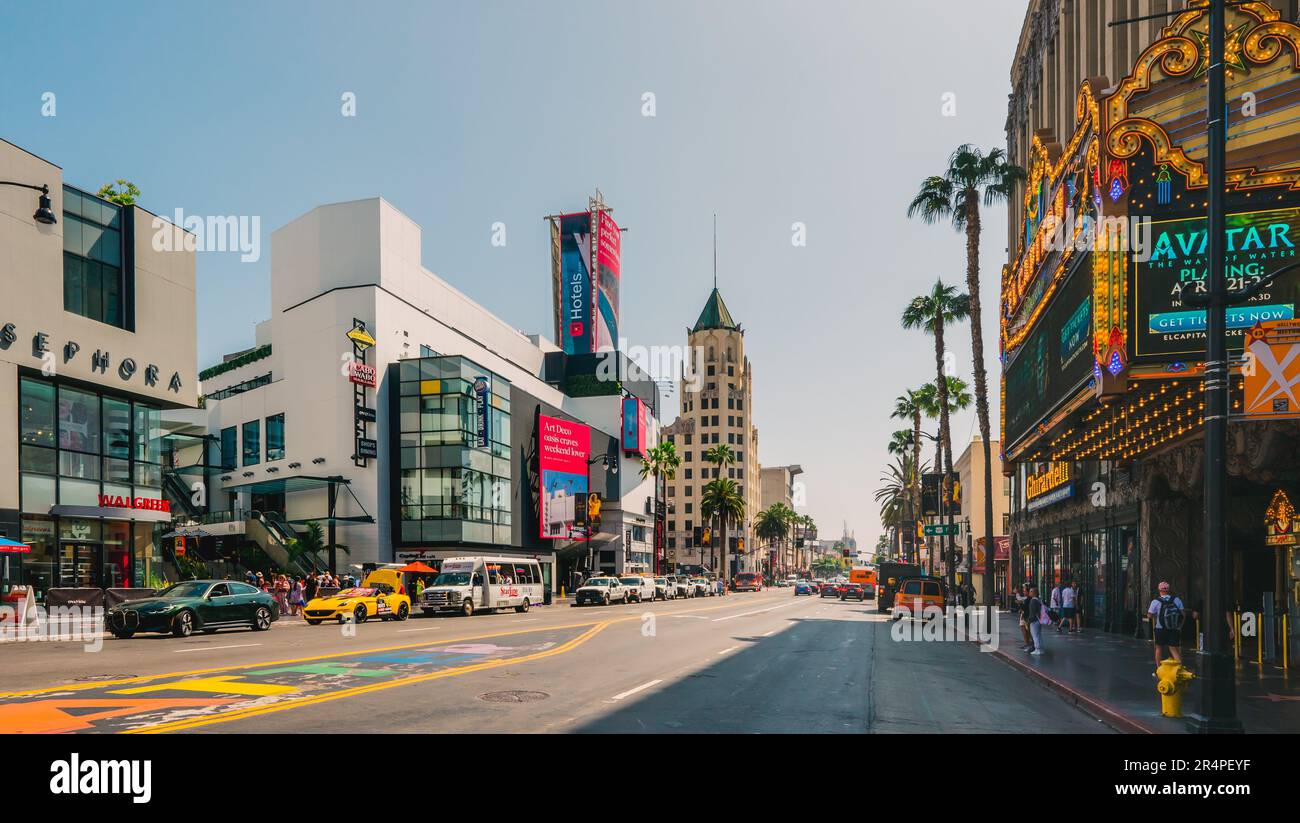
419, 556, 545, 616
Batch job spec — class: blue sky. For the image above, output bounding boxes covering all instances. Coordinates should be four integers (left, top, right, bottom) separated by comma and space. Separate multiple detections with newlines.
1, 0, 1028, 544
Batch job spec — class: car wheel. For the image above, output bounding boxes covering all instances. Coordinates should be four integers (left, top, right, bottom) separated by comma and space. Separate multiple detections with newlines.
515, 598, 530, 614
306, 619, 322, 625
111, 629, 135, 639
602, 593, 610, 606
353, 604, 368, 624
251, 606, 273, 631
171, 610, 195, 637
396, 602, 410, 621
462, 599, 475, 617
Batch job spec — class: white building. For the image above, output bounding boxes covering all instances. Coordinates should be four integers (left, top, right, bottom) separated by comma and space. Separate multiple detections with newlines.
177, 197, 660, 590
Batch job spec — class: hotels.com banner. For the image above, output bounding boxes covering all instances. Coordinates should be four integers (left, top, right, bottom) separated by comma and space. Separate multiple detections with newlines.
554, 209, 620, 354
538, 414, 591, 539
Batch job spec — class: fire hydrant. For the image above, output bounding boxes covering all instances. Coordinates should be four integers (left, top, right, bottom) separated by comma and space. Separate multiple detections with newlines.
1155, 658, 1195, 717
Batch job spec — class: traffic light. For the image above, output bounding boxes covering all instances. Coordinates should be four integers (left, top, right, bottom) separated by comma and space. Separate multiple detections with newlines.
693, 526, 703, 546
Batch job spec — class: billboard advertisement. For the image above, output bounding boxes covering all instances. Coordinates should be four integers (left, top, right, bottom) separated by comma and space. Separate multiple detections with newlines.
1004, 263, 1094, 448
621, 396, 647, 456
552, 207, 621, 355
1133, 206, 1300, 361
538, 414, 591, 539
595, 210, 621, 352
556, 212, 595, 355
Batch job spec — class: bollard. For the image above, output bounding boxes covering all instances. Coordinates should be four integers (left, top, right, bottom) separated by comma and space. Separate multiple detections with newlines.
1284, 614, 1290, 671
1234, 610, 1242, 660
1155, 658, 1195, 717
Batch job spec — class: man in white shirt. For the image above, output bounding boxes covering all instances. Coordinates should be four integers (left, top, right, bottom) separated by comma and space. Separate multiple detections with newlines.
1147, 581, 1194, 667
1061, 579, 1078, 633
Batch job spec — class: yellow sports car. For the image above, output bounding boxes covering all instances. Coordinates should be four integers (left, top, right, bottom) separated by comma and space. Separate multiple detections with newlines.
303, 570, 411, 625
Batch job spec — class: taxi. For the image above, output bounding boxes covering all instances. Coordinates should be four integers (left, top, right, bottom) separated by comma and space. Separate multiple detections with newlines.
889, 576, 947, 622
304, 569, 411, 625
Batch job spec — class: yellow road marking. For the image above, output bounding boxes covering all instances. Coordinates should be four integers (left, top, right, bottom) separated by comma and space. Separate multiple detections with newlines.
111, 675, 298, 697
124, 621, 612, 733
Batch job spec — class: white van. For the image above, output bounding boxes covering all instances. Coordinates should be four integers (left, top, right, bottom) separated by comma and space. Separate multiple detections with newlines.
420, 556, 545, 617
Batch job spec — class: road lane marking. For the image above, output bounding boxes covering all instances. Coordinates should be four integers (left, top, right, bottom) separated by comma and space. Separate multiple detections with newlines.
718, 647, 737, 655
124, 621, 612, 733
762, 629, 777, 637
673, 615, 709, 620
712, 599, 807, 622
609, 679, 663, 701
397, 626, 444, 633
171, 644, 261, 653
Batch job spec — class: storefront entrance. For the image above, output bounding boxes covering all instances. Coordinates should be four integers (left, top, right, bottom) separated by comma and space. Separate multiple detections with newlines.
58, 541, 101, 588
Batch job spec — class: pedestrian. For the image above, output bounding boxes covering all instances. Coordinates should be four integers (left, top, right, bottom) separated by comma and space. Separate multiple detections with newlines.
304, 572, 319, 604
1049, 579, 1063, 632
1058, 578, 1076, 633
1064, 580, 1081, 633
414, 576, 426, 600
1024, 585, 1046, 655
289, 577, 305, 616
274, 574, 290, 615
1017, 586, 1033, 650
1148, 581, 1194, 670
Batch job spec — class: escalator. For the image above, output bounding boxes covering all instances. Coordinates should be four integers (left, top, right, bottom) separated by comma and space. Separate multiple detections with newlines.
248, 511, 323, 577
161, 470, 204, 520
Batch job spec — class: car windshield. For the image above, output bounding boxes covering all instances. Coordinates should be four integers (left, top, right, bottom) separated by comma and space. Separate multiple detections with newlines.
619, 578, 640, 585
654, 578, 667, 584
158, 582, 212, 599
433, 572, 471, 586
737, 574, 756, 580
583, 579, 609, 587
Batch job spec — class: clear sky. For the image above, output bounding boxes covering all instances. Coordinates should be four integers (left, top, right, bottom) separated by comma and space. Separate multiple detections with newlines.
1, 0, 1028, 546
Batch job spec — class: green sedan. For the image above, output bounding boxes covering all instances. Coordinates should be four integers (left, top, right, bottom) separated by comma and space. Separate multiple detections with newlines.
106, 580, 279, 639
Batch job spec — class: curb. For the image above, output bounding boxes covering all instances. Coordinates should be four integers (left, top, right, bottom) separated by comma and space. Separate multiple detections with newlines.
990, 646, 1158, 734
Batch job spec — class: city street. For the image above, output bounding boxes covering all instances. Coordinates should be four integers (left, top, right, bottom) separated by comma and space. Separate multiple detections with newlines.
0, 589, 1108, 734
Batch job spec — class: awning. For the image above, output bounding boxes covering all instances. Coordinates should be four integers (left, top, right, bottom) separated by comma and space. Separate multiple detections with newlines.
162, 525, 217, 538
49, 505, 172, 524
285, 515, 374, 525
0, 537, 30, 554
218, 475, 352, 495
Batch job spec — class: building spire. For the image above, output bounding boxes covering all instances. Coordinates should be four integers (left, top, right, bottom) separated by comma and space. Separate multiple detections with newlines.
712, 213, 717, 290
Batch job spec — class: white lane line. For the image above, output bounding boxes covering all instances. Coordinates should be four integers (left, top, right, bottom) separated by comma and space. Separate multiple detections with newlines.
762, 629, 777, 637
712, 599, 806, 622
397, 626, 444, 633
172, 643, 261, 653
513, 618, 539, 623
718, 646, 737, 655
673, 615, 709, 620
609, 679, 664, 701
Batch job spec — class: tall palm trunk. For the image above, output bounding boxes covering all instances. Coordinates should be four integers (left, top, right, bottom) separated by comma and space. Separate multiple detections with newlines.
964, 195, 996, 608
932, 317, 951, 582
911, 409, 922, 567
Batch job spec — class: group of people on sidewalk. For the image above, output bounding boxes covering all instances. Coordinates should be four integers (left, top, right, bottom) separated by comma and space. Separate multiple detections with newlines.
1012, 577, 1194, 673
240, 569, 358, 619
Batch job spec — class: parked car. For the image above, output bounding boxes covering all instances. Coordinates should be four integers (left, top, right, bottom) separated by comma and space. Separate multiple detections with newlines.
794, 580, 815, 596
652, 577, 674, 600
619, 575, 657, 603
304, 569, 412, 625
107, 580, 278, 639
575, 577, 629, 606
667, 575, 694, 598
690, 577, 714, 597
732, 572, 763, 592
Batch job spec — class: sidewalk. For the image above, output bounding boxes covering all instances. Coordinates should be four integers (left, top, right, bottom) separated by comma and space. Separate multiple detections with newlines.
988, 610, 1300, 733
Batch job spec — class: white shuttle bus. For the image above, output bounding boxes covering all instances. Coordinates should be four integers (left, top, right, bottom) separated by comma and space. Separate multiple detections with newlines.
420, 556, 545, 617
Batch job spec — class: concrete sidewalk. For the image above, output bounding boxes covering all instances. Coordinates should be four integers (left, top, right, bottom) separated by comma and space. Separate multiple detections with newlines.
988, 610, 1300, 733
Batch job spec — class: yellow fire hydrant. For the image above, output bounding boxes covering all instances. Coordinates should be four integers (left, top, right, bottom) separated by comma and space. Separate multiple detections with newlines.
1155, 658, 1195, 717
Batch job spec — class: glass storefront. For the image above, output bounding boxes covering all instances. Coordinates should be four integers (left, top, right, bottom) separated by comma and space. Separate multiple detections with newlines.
16, 374, 170, 600
396, 356, 512, 547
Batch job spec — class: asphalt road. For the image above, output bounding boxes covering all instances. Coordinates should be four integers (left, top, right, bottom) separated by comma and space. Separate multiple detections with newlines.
0, 588, 1113, 733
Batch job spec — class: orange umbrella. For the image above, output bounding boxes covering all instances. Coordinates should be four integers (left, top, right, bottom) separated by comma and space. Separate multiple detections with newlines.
398, 561, 436, 574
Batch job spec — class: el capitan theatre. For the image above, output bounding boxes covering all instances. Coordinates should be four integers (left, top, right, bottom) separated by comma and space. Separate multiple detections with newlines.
1000, 2, 1300, 644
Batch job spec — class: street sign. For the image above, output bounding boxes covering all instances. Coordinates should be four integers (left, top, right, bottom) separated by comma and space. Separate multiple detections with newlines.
356, 438, 378, 459
355, 406, 376, 423
923, 524, 959, 536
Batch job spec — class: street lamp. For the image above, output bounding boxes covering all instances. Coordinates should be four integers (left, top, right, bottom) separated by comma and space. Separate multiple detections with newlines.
1, 181, 57, 225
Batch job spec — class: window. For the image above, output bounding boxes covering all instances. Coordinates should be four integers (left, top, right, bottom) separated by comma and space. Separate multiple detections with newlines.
62, 186, 127, 329
685, 434, 692, 445
685, 468, 692, 479
220, 427, 237, 471
686, 486, 693, 496
265, 414, 285, 462
711, 415, 719, 426
728, 416, 734, 426
242, 420, 260, 466
685, 503, 693, 514
707, 365, 715, 376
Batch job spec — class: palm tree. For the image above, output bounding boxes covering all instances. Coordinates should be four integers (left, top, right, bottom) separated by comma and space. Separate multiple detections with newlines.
755, 505, 789, 578
886, 429, 913, 456
890, 389, 926, 564
701, 477, 745, 581
875, 453, 927, 562
916, 376, 973, 472
703, 444, 738, 573
908, 145, 1025, 606
902, 280, 970, 584
639, 441, 682, 573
